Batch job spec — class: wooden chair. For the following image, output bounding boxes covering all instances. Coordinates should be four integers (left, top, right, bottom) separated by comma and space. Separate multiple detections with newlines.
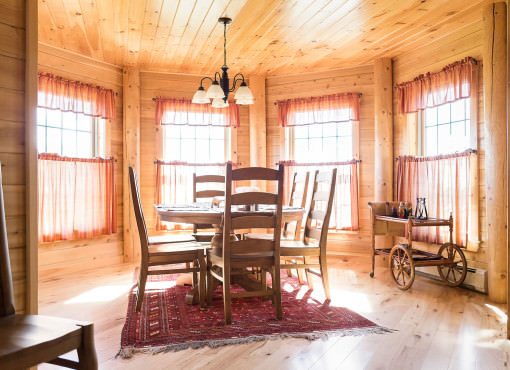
367, 201, 410, 278
206, 163, 284, 324
192, 173, 225, 242
280, 169, 337, 300
0, 167, 98, 369
129, 167, 208, 311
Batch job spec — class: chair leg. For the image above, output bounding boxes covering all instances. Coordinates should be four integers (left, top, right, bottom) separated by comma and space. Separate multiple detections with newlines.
206, 259, 214, 305
303, 256, 314, 289
273, 266, 283, 320
319, 254, 331, 300
370, 235, 376, 278
77, 323, 98, 370
192, 260, 199, 305
223, 267, 232, 324
198, 254, 206, 309
135, 266, 148, 312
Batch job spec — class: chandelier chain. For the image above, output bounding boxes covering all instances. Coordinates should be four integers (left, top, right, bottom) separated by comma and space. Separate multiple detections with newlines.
223, 20, 227, 67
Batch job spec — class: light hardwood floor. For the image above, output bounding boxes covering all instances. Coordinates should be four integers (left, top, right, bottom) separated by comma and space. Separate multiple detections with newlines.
38, 256, 510, 370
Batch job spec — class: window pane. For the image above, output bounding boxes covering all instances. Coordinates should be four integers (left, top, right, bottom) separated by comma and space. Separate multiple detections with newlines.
338, 123, 352, 137
437, 124, 450, 154
437, 103, 450, 124
195, 139, 210, 162
338, 137, 352, 161
451, 121, 469, 152
294, 139, 308, 162
62, 111, 77, 130
37, 126, 46, 153
210, 127, 224, 140
309, 124, 322, 138
47, 127, 62, 154
37, 108, 46, 125
181, 139, 196, 162
181, 125, 195, 139
195, 126, 210, 139
166, 126, 180, 138
47, 110, 62, 128
62, 130, 77, 157
166, 140, 181, 161
424, 107, 437, 126
322, 123, 336, 137
309, 138, 322, 161
294, 125, 308, 139
77, 114, 92, 132
210, 141, 224, 162
77, 131, 92, 158
451, 99, 466, 122
425, 126, 438, 156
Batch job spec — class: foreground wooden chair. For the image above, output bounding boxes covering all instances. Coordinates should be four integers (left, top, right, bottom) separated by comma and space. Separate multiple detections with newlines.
280, 169, 337, 300
192, 173, 225, 242
129, 167, 208, 311
0, 166, 98, 369
207, 163, 284, 324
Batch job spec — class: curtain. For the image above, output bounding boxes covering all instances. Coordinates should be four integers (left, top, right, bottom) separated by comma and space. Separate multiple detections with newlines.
277, 93, 360, 127
155, 161, 227, 230
38, 73, 116, 120
280, 160, 359, 231
397, 57, 478, 114
155, 98, 240, 127
38, 154, 116, 243
396, 150, 475, 247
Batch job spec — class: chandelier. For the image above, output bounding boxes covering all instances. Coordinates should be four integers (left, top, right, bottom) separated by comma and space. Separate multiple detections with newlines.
192, 17, 254, 108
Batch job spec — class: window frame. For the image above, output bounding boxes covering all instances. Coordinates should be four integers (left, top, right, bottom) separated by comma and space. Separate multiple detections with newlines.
418, 98, 476, 156
37, 106, 107, 158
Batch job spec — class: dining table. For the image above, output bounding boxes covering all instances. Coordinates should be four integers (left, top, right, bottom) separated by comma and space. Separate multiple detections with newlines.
155, 204, 305, 304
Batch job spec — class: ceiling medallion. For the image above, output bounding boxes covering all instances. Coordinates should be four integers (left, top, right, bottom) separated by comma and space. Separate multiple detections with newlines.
192, 17, 254, 108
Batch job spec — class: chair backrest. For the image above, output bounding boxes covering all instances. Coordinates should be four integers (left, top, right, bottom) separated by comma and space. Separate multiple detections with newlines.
193, 174, 225, 232
0, 165, 15, 317
368, 201, 411, 236
302, 169, 337, 251
222, 163, 284, 264
128, 167, 149, 258
288, 171, 309, 208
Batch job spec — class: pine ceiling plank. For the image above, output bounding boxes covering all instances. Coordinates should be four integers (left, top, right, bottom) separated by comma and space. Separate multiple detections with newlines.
125, 0, 148, 66
76, 0, 104, 61
147, 0, 181, 70
137, 0, 165, 69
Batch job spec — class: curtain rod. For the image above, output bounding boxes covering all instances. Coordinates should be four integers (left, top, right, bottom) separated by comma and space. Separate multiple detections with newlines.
273, 92, 363, 105
394, 148, 477, 161
275, 159, 362, 166
154, 160, 242, 166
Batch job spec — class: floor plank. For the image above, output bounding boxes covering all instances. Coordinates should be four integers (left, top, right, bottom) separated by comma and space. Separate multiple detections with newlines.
37, 256, 509, 369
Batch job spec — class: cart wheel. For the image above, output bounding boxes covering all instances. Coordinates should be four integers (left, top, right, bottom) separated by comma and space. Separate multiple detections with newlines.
437, 243, 467, 287
389, 244, 415, 290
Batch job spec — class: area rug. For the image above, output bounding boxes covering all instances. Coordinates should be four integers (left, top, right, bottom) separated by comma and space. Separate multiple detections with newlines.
119, 274, 390, 357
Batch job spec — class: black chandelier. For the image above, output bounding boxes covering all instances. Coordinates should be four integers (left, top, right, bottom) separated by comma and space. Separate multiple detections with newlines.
192, 17, 254, 108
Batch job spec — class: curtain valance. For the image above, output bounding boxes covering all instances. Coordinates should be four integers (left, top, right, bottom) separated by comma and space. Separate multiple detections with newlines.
155, 98, 240, 128
397, 57, 478, 114
38, 72, 116, 120
277, 93, 361, 127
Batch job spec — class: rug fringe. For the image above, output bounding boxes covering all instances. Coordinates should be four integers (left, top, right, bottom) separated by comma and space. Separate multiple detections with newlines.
117, 325, 394, 359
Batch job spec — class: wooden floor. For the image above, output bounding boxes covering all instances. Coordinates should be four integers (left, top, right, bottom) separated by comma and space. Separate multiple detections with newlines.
38, 256, 510, 370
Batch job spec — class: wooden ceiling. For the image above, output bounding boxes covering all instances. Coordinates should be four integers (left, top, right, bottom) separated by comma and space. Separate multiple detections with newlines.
38, 0, 487, 76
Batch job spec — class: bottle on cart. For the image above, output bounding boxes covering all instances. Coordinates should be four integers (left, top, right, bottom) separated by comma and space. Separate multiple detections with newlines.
397, 202, 406, 218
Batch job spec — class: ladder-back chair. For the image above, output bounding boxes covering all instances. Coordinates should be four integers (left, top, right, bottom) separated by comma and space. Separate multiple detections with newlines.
192, 174, 225, 242
207, 163, 284, 324
280, 169, 337, 300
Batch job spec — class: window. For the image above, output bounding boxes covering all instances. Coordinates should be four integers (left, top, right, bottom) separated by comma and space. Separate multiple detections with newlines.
421, 98, 471, 156
163, 124, 229, 163
37, 107, 106, 158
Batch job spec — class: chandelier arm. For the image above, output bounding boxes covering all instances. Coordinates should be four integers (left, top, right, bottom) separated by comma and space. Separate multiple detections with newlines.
200, 76, 213, 87
229, 73, 246, 92
214, 71, 221, 82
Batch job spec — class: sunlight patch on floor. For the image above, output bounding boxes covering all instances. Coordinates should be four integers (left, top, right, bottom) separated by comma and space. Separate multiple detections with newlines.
64, 284, 132, 304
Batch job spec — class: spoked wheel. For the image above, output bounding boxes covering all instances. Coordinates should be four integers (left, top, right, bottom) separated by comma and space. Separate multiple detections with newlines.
389, 244, 415, 290
437, 243, 467, 287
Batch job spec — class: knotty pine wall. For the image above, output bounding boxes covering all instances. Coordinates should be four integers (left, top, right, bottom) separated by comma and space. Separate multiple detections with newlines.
37, 44, 125, 276
139, 71, 250, 232
392, 20, 487, 270
0, 0, 27, 311
266, 66, 375, 255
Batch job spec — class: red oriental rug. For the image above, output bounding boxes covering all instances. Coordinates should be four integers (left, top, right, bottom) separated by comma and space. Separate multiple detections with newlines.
119, 274, 390, 357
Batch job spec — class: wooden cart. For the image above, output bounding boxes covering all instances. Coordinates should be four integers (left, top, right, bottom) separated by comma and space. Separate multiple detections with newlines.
368, 201, 467, 290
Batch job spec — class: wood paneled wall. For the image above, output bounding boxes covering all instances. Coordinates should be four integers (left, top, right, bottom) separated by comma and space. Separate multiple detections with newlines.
0, 0, 27, 312
392, 20, 487, 270
139, 72, 250, 232
37, 43, 124, 276
266, 66, 375, 255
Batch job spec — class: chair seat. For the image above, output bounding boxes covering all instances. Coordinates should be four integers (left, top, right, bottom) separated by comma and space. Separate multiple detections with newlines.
244, 232, 294, 241
149, 241, 209, 255
0, 314, 89, 368
280, 240, 320, 256
148, 234, 196, 245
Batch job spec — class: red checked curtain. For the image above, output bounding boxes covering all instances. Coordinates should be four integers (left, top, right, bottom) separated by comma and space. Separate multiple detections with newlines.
38, 154, 116, 242
155, 98, 240, 127
396, 151, 475, 247
280, 160, 359, 231
38, 73, 116, 119
277, 93, 360, 127
397, 57, 478, 114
